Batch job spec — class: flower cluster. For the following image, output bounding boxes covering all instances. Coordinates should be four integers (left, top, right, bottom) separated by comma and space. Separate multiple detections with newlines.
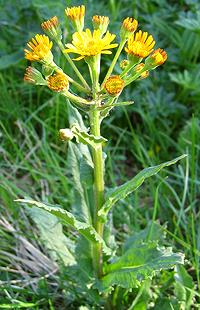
23, 4, 167, 108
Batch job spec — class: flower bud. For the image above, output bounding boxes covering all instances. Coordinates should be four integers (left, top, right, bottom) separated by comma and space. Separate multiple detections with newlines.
145, 48, 167, 69
47, 72, 69, 92
134, 63, 149, 80
120, 59, 129, 70
120, 17, 138, 40
65, 5, 85, 32
104, 75, 125, 96
92, 15, 109, 36
59, 129, 74, 141
41, 16, 62, 41
24, 67, 47, 85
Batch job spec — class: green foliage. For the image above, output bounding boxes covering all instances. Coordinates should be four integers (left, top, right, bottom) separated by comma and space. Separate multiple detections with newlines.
99, 154, 187, 219
26, 207, 75, 266
1, 0, 200, 308
101, 243, 184, 290
15, 199, 112, 256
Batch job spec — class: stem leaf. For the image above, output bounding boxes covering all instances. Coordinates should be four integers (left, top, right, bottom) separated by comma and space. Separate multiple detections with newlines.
101, 243, 184, 290
71, 124, 107, 149
98, 154, 187, 219
15, 199, 112, 256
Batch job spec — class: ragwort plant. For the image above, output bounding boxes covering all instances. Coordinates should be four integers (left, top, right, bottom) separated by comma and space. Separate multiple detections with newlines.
16, 4, 187, 307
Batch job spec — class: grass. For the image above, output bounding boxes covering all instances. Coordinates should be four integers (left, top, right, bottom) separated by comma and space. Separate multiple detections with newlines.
0, 0, 200, 308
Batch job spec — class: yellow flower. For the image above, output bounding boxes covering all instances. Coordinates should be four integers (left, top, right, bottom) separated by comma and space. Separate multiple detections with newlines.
65, 5, 85, 31
149, 48, 167, 66
125, 30, 155, 58
92, 15, 110, 35
104, 75, 125, 96
120, 17, 138, 39
65, 29, 118, 61
47, 72, 69, 92
24, 34, 53, 63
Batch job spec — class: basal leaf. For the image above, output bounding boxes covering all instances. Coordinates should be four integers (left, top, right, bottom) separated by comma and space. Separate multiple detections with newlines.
15, 199, 112, 256
98, 154, 187, 219
101, 243, 184, 290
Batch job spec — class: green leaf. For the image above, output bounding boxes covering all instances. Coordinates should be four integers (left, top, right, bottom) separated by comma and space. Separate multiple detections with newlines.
98, 155, 187, 219
123, 222, 165, 252
174, 265, 195, 306
26, 206, 75, 266
101, 243, 184, 290
71, 124, 107, 149
68, 142, 92, 222
67, 103, 94, 222
15, 199, 112, 256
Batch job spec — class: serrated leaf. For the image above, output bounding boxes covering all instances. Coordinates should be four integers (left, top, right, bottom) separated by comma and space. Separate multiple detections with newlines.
98, 155, 187, 218
101, 243, 184, 290
15, 199, 112, 256
71, 124, 107, 149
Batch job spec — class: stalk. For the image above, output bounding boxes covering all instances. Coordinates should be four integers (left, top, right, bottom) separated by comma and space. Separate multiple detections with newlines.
56, 40, 91, 91
101, 39, 126, 89
88, 55, 104, 277
90, 107, 104, 277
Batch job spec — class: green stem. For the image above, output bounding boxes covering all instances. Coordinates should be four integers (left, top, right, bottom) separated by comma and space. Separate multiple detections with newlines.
101, 39, 126, 89
56, 40, 91, 91
90, 107, 105, 277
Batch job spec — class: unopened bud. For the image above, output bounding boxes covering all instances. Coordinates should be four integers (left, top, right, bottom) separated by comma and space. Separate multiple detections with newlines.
47, 72, 69, 92
41, 16, 62, 41
24, 67, 47, 85
120, 17, 138, 40
92, 15, 109, 36
59, 128, 74, 141
145, 48, 167, 69
104, 75, 125, 96
65, 5, 85, 32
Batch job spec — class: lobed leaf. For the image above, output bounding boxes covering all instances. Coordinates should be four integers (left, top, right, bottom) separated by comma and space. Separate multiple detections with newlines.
71, 124, 107, 149
15, 199, 112, 256
101, 243, 184, 290
98, 154, 187, 219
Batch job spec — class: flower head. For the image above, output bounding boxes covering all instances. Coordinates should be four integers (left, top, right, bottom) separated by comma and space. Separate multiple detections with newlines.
104, 75, 125, 96
92, 15, 110, 35
41, 16, 62, 41
24, 66, 47, 85
120, 17, 138, 40
65, 5, 85, 31
65, 29, 118, 61
145, 48, 167, 69
24, 34, 53, 63
125, 30, 155, 59
47, 72, 69, 92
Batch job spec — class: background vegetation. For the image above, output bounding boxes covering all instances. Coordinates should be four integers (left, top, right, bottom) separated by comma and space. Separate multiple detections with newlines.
0, 0, 200, 308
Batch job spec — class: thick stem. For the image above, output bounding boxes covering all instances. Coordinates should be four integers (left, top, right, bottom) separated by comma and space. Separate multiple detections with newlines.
90, 107, 105, 277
